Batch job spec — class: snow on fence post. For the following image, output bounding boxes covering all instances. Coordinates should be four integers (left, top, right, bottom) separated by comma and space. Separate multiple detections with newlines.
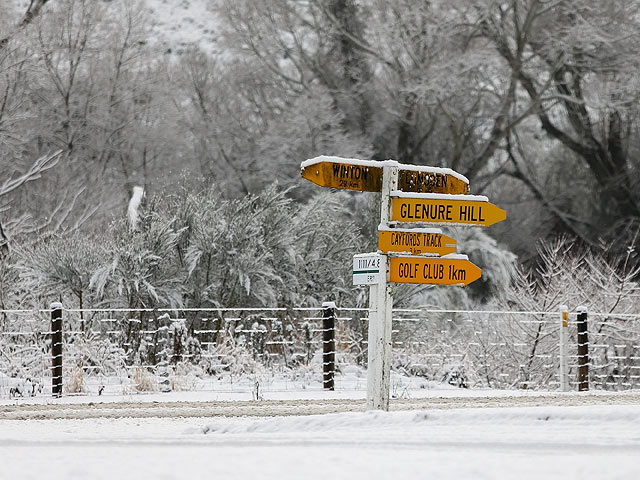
50, 302, 63, 398
558, 305, 569, 392
576, 306, 589, 391
322, 302, 337, 390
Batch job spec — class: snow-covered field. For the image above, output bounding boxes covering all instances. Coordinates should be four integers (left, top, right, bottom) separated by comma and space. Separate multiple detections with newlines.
1, 403, 639, 480
146, 0, 219, 54
1, 388, 639, 480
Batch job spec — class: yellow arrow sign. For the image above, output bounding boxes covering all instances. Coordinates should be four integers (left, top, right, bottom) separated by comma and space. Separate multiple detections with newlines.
378, 228, 457, 256
391, 194, 506, 227
397, 168, 468, 195
389, 256, 481, 286
301, 158, 383, 192
300, 156, 469, 194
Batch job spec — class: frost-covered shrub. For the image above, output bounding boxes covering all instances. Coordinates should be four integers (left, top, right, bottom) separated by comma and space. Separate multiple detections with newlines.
131, 367, 157, 392
169, 361, 201, 391
90, 215, 185, 311
65, 367, 86, 394
411, 227, 518, 309
477, 238, 640, 389
0, 254, 20, 311
15, 232, 107, 310
387, 237, 640, 390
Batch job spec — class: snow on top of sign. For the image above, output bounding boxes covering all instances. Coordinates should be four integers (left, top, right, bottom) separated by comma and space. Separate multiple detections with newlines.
386, 251, 450, 257
387, 252, 469, 259
301, 155, 469, 184
440, 253, 469, 260
301, 155, 395, 170
398, 164, 469, 184
378, 226, 444, 234
353, 252, 382, 258
390, 190, 489, 202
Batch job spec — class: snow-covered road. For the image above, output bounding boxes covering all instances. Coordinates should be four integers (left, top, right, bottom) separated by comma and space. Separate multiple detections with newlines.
1, 393, 639, 479
1, 391, 639, 419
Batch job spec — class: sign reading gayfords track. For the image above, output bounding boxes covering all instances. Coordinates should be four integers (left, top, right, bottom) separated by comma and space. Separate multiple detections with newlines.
300, 154, 506, 412
378, 227, 456, 256
300, 156, 469, 194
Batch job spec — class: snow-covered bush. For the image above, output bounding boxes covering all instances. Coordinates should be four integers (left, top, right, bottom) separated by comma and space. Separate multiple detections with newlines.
477, 237, 640, 389
65, 367, 86, 394
131, 367, 157, 393
15, 232, 107, 311
90, 214, 185, 311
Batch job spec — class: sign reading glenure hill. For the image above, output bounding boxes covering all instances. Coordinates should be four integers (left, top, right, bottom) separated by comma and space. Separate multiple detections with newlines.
390, 192, 506, 227
300, 155, 469, 195
300, 154, 506, 411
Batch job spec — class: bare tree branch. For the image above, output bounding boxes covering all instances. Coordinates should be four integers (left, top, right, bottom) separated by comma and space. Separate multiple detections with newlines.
0, 0, 53, 50
0, 150, 63, 198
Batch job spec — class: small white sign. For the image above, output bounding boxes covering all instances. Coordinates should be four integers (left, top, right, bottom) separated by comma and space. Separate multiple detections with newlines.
353, 253, 382, 285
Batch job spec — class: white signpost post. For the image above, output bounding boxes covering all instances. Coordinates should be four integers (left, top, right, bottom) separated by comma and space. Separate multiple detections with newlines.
301, 156, 506, 411
364, 164, 397, 410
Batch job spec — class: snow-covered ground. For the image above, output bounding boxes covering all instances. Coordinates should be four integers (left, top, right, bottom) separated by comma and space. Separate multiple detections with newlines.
1, 403, 639, 480
146, 0, 219, 54
9, 0, 220, 54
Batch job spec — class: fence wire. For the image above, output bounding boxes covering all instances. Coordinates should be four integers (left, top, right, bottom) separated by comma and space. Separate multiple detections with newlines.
1, 306, 639, 398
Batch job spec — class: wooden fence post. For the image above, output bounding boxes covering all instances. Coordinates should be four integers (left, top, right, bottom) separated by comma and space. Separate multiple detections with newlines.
558, 305, 569, 392
577, 306, 589, 391
50, 302, 63, 398
322, 301, 336, 390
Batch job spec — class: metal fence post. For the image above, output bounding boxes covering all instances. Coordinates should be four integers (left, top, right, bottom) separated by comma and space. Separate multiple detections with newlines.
577, 306, 589, 391
322, 301, 337, 390
558, 305, 569, 392
50, 302, 63, 398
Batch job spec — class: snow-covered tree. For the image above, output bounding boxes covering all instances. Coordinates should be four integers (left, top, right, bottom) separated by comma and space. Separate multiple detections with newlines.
16, 231, 106, 313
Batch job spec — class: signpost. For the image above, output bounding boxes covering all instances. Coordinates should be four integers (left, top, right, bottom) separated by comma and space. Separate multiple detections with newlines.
301, 156, 469, 194
300, 155, 506, 411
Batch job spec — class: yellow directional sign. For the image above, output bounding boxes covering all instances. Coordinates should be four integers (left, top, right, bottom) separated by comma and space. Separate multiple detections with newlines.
300, 156, 469, 194
378, 229, 456, 256
301, 159, 383, 192
391, 195, 506, 227
389, 256, 481, 286
397, 168, 468, 195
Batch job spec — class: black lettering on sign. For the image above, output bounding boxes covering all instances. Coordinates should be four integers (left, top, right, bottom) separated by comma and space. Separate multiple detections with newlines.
398, 262, 418, 279
423, 234, 442, 247
449, 265, 466, 282
423, 263, 444, 279
391, 232, 422, 247
459, 205, 486, 223
403, 203, 453, 221
400, 171, 449, 193
333, 164, 369, 181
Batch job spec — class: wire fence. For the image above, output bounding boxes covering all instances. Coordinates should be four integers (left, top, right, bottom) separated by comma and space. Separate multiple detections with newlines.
1, 305, 640, 398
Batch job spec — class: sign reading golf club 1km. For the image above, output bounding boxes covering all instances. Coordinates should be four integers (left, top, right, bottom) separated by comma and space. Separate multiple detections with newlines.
300, 155, 506, 411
